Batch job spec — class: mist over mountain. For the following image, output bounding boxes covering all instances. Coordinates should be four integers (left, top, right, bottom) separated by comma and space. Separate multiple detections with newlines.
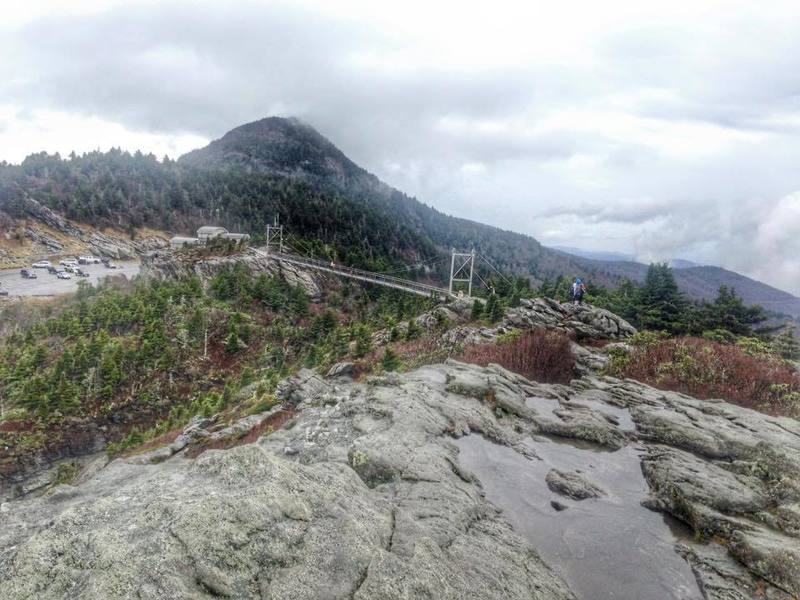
2, 116, 799, 317
550, 246, 636, 263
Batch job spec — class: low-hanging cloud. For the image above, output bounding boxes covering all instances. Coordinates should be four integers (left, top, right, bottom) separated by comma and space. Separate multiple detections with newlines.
1, 0, 799, 294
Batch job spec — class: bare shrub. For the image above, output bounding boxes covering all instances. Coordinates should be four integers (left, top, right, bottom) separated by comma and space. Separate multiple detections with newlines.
614, 337, 800, 418
459, 328, 575, 384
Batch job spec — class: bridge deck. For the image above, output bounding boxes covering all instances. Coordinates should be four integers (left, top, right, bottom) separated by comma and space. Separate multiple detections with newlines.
255, 249, 452, 299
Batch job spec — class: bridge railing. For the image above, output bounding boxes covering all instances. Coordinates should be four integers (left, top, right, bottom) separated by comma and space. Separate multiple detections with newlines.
264, 250, 452, 298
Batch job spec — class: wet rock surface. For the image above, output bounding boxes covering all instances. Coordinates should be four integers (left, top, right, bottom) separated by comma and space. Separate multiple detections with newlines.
1, 360, 797, 599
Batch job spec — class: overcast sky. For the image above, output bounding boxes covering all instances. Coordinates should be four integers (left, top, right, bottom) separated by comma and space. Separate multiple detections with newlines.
1, 0, 799, 294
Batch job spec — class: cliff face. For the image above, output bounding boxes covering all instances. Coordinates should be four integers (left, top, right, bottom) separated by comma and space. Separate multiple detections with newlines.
140, 246, 323, 300
0, 197, 168, 268
2, 358, 798, 599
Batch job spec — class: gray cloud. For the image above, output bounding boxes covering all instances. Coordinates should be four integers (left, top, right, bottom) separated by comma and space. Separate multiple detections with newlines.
2, 1, 800, 294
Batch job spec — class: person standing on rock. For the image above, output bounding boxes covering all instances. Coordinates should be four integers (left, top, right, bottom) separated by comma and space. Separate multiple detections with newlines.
572, 278, 587, 305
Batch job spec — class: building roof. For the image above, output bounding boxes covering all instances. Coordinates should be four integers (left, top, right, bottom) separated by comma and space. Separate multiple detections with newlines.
197, 226, 229, 235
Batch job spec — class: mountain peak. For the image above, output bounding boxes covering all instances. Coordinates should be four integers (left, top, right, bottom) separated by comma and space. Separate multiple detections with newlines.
178, 116, 368, 190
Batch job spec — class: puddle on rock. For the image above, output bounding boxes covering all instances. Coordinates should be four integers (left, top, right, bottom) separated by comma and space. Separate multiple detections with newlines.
526, 396, 561, 418
455, 434, 701, 600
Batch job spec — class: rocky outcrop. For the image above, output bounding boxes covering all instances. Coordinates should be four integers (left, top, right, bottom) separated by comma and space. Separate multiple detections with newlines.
0, 418, 107, 501
141, 247, 323, 300
376, 296, 636, 348
1, 362, 797, 598
21, 196, 168, 258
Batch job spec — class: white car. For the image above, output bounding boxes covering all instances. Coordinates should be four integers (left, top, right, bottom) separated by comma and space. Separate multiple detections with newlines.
78, 255, 101, 264
57, 271, 72, 279
65, 265, 80, 274
32, 260, 52, 268
59, 259, 78, 266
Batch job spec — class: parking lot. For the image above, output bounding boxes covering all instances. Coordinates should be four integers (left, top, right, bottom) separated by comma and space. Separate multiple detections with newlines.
0, 261, 140, 298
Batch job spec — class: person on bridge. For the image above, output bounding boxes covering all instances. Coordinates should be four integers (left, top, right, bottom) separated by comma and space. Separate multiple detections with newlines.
572, 278, 587, 306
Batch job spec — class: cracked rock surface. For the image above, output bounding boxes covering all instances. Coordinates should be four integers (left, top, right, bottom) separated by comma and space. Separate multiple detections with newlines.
1, 359, 798, 599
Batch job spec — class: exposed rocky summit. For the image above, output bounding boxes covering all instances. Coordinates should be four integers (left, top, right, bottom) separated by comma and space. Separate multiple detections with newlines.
1, 358, 798, 599
375, 296, 637, 348
141, 247, 323, 300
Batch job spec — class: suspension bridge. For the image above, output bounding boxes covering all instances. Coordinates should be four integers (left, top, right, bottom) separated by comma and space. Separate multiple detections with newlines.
253, 223, 508, 299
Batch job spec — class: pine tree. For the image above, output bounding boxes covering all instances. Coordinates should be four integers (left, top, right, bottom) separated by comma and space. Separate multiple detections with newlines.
696, 286, 767, 336
637, 263, 689, 334
354, 325, 373, 358
381, 348, 400, 372
405, 319, 420, 341
485, 293, 504, 323
470, 299, 484, 321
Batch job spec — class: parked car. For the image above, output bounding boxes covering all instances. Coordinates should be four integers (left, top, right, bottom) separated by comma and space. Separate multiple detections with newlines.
105, 262, 119, 269
47, 266, 59, 274
79, 255, 101, 264
20, 269, 37, 279
75, 268, 90, 277
57, 271, 72, 280
64, 265, 79, 274
59, 259, 78, 266
0, 289, 8, 297
32, 260, 51, 269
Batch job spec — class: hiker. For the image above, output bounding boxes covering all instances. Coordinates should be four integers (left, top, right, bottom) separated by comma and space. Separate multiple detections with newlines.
572, 278, 587, 306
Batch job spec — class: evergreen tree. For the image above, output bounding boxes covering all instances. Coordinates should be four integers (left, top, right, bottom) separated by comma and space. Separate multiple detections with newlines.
354, 325, 373, 358
470, 299, 484, 321
636, 263, 689, 334
485, 293, 504, 324
695, 286, 766, 336
381, 348, 400, 372
405, 318, 421, 341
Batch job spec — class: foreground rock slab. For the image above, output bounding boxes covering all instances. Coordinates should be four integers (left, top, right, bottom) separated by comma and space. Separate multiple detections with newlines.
1, 360, 797, 599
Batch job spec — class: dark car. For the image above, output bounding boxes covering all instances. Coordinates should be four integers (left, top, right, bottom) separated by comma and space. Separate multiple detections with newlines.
0, 289, 8, 296
20, 269, 37, 279
47, 266, 59, 274
75, 268, 90, 277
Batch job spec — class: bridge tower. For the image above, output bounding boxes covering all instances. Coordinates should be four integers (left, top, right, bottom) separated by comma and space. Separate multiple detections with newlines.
265, 217, 284, 256
449, 249, 475, 297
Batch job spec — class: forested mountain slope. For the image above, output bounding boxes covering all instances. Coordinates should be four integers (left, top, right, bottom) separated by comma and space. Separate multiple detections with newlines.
2, 115, 797, 312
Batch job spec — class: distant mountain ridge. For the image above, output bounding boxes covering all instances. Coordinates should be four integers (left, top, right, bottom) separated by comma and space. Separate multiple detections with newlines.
2, 115, 797, 318
569, 258, 800, 319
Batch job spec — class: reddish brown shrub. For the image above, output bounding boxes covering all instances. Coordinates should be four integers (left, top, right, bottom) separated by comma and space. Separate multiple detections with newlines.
459, 329, 575, 384
616, 337, 800, 418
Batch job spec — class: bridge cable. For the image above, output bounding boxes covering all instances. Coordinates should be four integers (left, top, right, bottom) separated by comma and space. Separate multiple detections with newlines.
478, 254, 513, 285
